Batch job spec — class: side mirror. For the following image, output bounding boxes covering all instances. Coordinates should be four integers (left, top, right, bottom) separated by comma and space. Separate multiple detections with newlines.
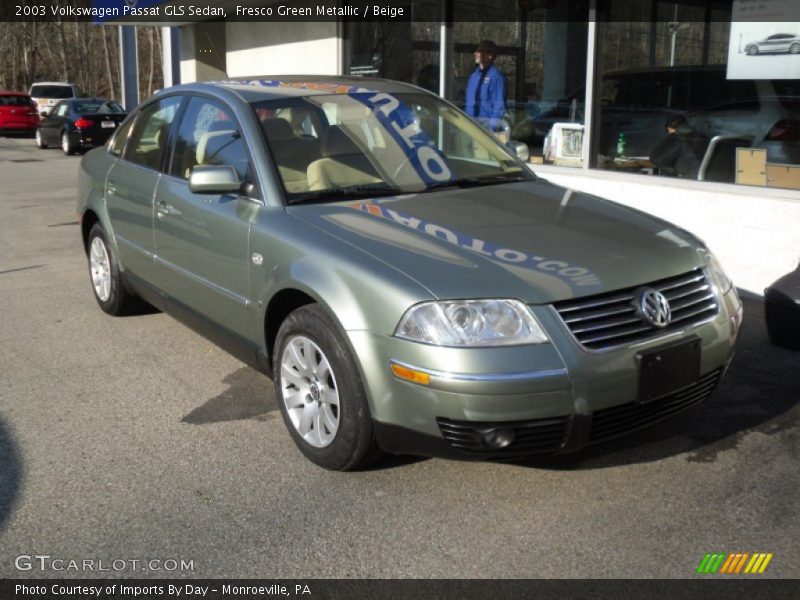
39, 111, 48, 118
507, 140, 530, 162
188, 165, 242, 194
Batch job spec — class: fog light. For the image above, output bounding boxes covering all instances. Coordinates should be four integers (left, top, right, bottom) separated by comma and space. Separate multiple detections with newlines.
482, 428, 515, 449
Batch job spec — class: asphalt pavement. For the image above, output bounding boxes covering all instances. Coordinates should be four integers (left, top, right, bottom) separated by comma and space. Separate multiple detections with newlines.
0, 135, 798, 579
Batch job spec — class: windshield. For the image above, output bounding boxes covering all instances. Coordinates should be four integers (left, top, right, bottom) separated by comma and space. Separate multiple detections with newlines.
30, 85, 75, 99
251, 91, 531, 202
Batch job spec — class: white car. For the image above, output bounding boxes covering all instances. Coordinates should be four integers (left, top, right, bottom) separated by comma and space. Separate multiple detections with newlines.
28, 82, 82, 116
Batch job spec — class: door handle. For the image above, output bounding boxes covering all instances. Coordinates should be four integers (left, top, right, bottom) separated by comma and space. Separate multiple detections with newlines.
107, 182, 117, 195
156, 201, 173, 218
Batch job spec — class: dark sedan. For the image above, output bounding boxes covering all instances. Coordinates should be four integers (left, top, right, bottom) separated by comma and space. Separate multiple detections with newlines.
36, 98, 127, 155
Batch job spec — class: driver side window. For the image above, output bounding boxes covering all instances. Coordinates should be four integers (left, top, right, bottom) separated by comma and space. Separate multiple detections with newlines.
169, 97, 250, 181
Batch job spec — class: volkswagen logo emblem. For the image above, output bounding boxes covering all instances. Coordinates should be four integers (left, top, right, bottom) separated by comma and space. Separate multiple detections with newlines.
639, 289, 671, 328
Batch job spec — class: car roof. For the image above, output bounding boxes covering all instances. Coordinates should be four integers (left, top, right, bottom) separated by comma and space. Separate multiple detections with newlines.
162, 76, 427, 103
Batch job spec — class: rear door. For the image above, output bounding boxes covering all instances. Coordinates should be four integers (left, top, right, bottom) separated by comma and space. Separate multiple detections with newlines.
152, 95, 258, 339
105, 96, 183, 279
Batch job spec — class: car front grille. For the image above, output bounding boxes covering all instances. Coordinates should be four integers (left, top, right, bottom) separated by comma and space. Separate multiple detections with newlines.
436, 415, 570, 457
552, 268, 719, 351
589, 368, 722, 443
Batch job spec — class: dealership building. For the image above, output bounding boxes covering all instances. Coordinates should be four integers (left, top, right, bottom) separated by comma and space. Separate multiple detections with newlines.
111, 0, 799, 297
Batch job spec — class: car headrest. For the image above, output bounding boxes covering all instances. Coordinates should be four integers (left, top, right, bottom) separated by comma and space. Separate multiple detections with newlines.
321, 125, 361, 158
262, 118, 295, 142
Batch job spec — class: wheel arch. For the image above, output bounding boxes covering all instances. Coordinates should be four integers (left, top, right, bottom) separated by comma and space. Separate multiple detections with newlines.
263, 287, 319, 367
80, 209, 100, 254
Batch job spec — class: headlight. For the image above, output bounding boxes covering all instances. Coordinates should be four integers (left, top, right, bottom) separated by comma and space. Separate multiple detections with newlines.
700, 249, 733, 294
395, 299, 549, 346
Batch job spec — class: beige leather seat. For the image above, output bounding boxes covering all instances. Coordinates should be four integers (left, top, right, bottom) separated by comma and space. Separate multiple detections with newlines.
262, 118, 310, 193
307, 126, 383, 191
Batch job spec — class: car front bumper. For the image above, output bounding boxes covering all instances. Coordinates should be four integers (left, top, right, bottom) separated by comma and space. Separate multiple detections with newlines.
351, 287, 742, 460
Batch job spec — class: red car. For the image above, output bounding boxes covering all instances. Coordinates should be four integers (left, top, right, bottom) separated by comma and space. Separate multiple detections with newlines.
0, 91, 39, 135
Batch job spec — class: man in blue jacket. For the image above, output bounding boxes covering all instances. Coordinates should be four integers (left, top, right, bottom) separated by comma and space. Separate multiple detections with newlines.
465, 40, 507, 134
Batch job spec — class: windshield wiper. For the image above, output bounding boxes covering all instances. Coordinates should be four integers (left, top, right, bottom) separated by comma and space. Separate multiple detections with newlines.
287, 184, 404, 205
422, 173, 531, 192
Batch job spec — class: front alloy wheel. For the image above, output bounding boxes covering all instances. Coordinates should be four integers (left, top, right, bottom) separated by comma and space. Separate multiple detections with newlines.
273, 304, 382, 470
280, 335, 340, 448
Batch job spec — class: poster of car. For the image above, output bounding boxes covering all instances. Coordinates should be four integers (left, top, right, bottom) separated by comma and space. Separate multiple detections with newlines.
727, 0, 800, 79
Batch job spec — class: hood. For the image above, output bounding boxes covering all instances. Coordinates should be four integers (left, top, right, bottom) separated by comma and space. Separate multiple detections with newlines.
288, 179, 705, 304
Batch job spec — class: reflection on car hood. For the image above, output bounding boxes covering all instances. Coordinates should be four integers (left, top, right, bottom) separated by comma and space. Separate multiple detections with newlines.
288, 179, 704, 304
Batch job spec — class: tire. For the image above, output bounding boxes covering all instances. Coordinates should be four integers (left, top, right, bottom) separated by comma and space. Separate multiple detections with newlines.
745, 45, 758, 55
35, 128, 47, 149
791, 43, 800, 54
62, 131, 75, 155
86, 223, 144, 316
273, 304, 383, 470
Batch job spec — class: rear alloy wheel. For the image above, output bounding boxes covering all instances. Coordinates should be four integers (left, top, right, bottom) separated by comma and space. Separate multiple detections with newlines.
274, 304, 383, 470
87, 223, 144, 316
791, 43, 800, 54
746, 45, 758, 55
35, 128, 47, 149
62, 131, 75, 155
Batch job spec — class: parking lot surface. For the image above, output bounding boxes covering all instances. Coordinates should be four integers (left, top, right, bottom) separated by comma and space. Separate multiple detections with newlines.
0, 135, 798, 578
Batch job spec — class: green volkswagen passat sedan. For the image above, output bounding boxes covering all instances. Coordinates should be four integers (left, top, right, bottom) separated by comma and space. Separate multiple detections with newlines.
77, 77, 743, 470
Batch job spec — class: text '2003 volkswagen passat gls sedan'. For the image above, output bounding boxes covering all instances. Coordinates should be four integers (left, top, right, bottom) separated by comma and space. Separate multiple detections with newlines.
78, 77, 743, 470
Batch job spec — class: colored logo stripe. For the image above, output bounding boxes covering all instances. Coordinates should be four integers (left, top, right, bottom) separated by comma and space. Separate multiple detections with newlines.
744, 553, 773, 574
697, 553, 773, 574
697, 553, 726, 574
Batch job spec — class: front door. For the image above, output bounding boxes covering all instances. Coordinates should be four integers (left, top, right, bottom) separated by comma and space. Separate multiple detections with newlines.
152, 96, 258, 340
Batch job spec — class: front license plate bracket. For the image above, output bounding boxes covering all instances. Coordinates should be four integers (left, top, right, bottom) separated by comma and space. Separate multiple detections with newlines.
637, 336, 701, 403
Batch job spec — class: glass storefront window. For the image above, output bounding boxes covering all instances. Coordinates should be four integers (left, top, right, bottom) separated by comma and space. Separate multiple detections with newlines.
346, 0, 799, 190
593, 0, 800, 191
452, 0, 589, 166
347, 1, 440, 92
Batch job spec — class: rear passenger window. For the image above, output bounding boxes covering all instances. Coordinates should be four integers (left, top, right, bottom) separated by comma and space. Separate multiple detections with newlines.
169, 97, 250, 181
123, 97, 182, 170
